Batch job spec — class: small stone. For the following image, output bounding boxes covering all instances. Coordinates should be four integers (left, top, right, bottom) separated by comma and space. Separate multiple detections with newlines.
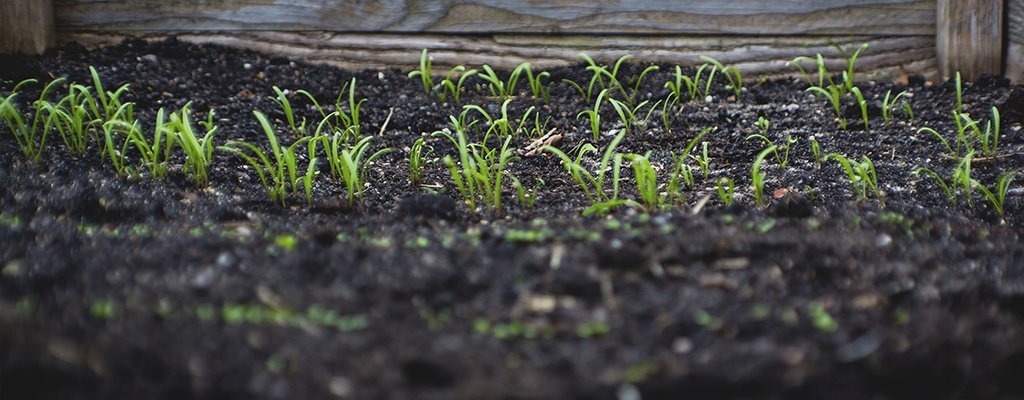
2, 260, 24, 277
216, 252, 235, 268
876, 233, 893, 247
243, 62, 253, 70
191, 267, 216, 288
140, 54, 158, 63
713, 257, 749, 270
672, 337, 694, 354
328, 376, 352, 397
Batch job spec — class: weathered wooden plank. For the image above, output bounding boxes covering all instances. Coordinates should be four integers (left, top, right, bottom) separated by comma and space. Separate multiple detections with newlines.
0, 0, 56, 54
60, 32, 938, 81
1007, 0, 1024, 82
53, 0, 936, 36
936, 0, 1004, 81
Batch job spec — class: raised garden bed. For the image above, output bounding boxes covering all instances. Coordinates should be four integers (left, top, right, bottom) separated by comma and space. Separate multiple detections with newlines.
2, 39, 1023, 399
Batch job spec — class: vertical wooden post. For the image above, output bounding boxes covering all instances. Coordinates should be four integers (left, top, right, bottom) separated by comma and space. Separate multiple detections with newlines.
937, 0, 1004, 81
1007, 0, 1024, 82
0, 0, 56, 54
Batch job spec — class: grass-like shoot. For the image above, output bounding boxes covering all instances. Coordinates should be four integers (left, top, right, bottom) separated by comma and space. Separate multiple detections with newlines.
826, 153, 882, 205
322, 135, 391, 207
665, 64, 717, 103
218, 110, 315, 206
407, 137, 433, 186
440, 65, 477, 103
544, 130, 626, 205
751, 145, 775, 207
435, 126, 517, 212
408, 49, 434, 95
973, 172, 1014, 222
881, 90, 910, 128
745, 133, 797, 169
716, 177, 735, 206
850, 87, 869, 130
700, 56, 742, 99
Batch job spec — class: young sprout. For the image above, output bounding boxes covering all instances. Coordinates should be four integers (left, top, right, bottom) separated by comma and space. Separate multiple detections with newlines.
607, 98, 657, 136
700, 56, 743, 99
660, 92, 679, 133
36, 81, 97, 156
334, 77, 366, 141
1, 78, 51, 162
577, 89, 609, 141
806, 84, 847, 130
510, 176, 542, 209
881, 89, 910, 128
100, 116, 137, 177
826, 153, 882, 205
543, 130, 626, 205
126, 106, 174, 180
913, 166, 957, 207
522, 64, 551, 102
691, 141, 711, 178
408, 49, 434, 95
754, 116, 770, 136
834, 42, 868, 94
972, 172, 1014, 222
440, 65, 477, 103
464, 99, 535, 140
478, 64, 526, 99
850, 87, 869, 130
809, 137, 823, 165
745, 133, 798, 169
170, 102, 218, 187
323, 135, 391, 207
218, 110, 314, 206
270, 86, 305, 136
716, 177, 735, 206
407, 137, 433, 185
435, 127, 517, 212
88, 66, 132, 123
751, 146, 775, 207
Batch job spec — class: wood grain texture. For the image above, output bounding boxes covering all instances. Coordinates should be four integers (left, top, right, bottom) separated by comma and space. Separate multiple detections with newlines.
53, 0, 936, 35
1008, 0, 1024, 82
936, 0, 1003, 81
0, 0, 56, 54
60, 32, 938, 81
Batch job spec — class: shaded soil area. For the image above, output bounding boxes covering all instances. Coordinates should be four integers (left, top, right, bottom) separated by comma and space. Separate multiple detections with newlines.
2, 39, 1024, 399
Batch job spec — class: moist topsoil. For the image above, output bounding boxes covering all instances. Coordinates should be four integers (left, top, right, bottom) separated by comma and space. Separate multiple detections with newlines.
2, 39, 1023, 400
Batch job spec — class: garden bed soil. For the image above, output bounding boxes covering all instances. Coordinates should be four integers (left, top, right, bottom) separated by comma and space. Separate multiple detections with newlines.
2, 39, 1024, 399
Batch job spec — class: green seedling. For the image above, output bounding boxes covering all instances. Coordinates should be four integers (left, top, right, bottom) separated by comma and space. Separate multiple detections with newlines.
973, 172, 1014, 221
806, 84, 847, 130
881, 89, 910, 128
751, 146, 774, 207
527, 112, 552, 139
913, 166, 957, 207
510, 176, 541, 209
716, 177, 735, 206
408, 49, 434, 95
754, 116, 770, 136
321, 135, 390, 207
826, 153, 882, 205
478, 63, 527, 99
408, 137, 433, 185
88, 66, 132, 123
577, 89, 609, 140
440, 65, 477, 103
664, 64, 717, 103
660, 92, 680, 133
1, 78, 68, 162
126, 106, 174, 179
834, 42, 868, 94
810, 137, 823, 165
464, 98, 535, 140
608, 97, 659, 135
100, 117, 137, 177
745, 133, 797, 169
624, 152, 665, 210
37, 82, 97, 155
435, 126, 517, 212
850, 86, 869, 130
522, 64, 551, 102
219, 111, 314, 206
169, 102, 218, 187
270, 86, 306, 136
544, 130, 626, 205
691, 141, 711, 178
959, 107, 1002, 157
700, 56, 743, 99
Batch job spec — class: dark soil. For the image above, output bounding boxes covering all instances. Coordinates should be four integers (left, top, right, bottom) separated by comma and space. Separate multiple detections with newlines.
2, 38, 1023, 400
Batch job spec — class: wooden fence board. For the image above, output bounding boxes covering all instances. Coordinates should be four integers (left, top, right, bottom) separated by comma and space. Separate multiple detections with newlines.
0, 0, 55, 54
54, 0, 936, 35
1007, 0, 1024, 82
60, 32, 938, 81
936, 0, 1004, 81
